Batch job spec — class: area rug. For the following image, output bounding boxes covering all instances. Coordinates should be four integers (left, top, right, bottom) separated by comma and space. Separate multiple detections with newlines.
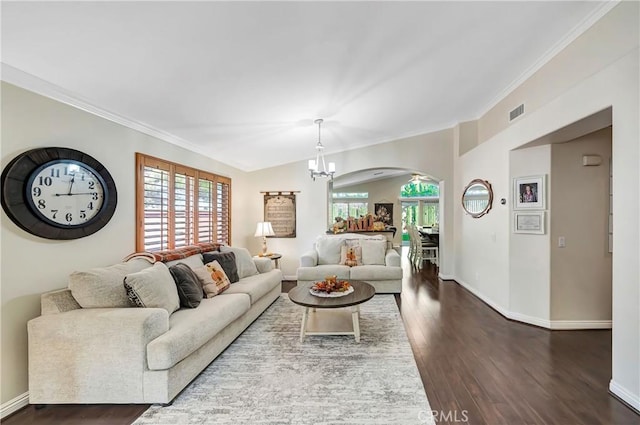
133, 294, 434, 425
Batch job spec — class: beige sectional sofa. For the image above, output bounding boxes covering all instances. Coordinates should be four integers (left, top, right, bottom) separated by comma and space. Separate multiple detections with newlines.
27, 243, 282, 405
296, 233, 402, 293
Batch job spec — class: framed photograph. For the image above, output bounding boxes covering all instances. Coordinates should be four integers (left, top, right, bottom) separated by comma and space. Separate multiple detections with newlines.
513, 211, 545, 234
513, 175, 545, 210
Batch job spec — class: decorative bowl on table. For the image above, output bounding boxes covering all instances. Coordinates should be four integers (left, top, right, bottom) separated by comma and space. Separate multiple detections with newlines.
310, 276, 354, 297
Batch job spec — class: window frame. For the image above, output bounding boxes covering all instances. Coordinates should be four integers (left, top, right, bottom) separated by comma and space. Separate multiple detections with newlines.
135, 153, 231, 252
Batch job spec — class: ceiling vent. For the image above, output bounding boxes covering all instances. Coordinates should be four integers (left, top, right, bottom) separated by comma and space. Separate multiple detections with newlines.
509, 103, 525, 122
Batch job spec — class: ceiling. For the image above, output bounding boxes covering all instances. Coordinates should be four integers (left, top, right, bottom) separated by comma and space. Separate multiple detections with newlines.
1, 1, 610, 172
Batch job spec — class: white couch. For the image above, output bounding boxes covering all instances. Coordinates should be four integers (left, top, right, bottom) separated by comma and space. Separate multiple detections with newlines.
27, 244, 282, 405
296, 233, 402, 293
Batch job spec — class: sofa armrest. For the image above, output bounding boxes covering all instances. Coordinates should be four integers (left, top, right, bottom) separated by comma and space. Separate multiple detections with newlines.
300, 250, 318, 267
253, 257, 274, 273
28, 307, 169, 403
385, 249, 401, 267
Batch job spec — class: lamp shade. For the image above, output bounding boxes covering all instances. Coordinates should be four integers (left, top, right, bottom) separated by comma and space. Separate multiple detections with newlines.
254, 222, 275, 237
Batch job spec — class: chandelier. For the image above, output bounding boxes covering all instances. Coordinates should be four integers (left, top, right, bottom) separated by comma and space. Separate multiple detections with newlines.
307, 119, 336, 181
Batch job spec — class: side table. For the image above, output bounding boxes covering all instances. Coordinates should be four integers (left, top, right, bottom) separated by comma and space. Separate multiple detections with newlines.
256, 253, 281, 269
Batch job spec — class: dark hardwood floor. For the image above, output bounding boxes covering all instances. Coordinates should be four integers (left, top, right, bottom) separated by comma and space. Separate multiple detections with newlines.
5, 266, 639, 424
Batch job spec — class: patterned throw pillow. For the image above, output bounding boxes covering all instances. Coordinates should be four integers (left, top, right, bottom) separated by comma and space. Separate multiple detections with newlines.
123, 262, 180, 314
202, 260, 230, 297
339, 245, 362, 267
193, 265, 221, 298
202, 251, 239, 283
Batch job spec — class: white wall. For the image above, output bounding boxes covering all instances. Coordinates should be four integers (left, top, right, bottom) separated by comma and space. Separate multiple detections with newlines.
0, 82, 247, 406
550, 128, 612, 322
454, 2, 639, 410
508, 145, 551, 325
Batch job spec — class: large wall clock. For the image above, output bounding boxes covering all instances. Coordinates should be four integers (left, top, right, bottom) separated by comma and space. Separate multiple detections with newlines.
1, 147, 117, 240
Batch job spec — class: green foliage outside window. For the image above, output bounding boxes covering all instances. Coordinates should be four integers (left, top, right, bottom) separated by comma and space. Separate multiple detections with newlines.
400, 182, 439, 197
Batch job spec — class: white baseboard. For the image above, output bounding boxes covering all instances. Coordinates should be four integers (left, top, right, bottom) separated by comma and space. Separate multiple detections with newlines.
283, 274, 297, 281
1, 392, 29, 419
508, 311, 552, 328
438, 273, 456, 280
550, 320, 612, 330
451, 277, 612, 330
454, 278, 511, 319
610, 380, 640, 413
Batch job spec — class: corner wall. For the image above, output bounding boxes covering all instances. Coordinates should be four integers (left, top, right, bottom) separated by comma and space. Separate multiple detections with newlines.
550, 128, 612, 323
508, 145, 551, 325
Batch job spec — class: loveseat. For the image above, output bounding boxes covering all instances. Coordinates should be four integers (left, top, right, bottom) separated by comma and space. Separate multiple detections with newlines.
27, 243, 282, 405
296, 233, 402, 293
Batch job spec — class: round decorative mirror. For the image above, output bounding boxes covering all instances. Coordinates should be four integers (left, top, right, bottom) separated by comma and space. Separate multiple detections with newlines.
462, 179, 493, 218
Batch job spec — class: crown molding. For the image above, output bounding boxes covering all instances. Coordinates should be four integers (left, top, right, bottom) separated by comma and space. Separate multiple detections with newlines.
1, 63, 219, 163
475, 0, 620, 119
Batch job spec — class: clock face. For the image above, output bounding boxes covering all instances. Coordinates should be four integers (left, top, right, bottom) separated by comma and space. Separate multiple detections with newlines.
1, 147, 117, 240
26, 160, 107, 228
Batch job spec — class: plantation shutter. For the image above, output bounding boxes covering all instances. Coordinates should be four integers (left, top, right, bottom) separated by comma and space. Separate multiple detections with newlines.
198, 178, 214, 243
136, 153, 231, 252
139, 158, 171, 252
216, 179, 231, 245
174, 166, 196, 248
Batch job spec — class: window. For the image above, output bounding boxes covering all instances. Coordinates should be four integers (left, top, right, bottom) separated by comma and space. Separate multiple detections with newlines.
136, 153, 231, 252
331, 192, 368, 220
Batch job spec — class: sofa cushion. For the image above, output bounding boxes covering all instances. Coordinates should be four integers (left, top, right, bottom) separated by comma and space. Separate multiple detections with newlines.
203, 260, 231, 297
124, 262, 180, 314
223, 269, 281, 304
165, 254, 204, 270
296, 265, 351, 281
203, 251, 239, 283
316, 237, 344, 265
69, 259, 151, 308
220, 246, 258, 279
146, 293, 251, 370
349, 265, 403, 281
360, 239, 387, 265
168, 263, 203, 308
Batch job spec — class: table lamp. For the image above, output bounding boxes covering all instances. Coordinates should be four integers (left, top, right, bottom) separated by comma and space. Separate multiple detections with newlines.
254, 222, 275, 255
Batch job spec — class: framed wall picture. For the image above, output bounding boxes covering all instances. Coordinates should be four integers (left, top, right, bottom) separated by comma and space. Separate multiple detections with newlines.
374, 203, 394, 226
263, 193, 296, 238
513, 175, 545, 210
513, 211, 545, 234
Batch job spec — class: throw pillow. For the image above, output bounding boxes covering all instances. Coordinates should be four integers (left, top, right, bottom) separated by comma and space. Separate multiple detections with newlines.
168, 263, 203, 308
219, 246, 258, 279
69, 258, 151, 308
339, 245, 362, 267
202, 251, 239, 283
360, 239, 387, 265
124, 262, 180, 314
316, 237, 344, 265
192, 266, 223, 298
203, 260, 231, 297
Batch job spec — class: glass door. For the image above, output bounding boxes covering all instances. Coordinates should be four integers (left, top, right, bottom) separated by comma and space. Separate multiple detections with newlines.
401, 201, 419, 245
